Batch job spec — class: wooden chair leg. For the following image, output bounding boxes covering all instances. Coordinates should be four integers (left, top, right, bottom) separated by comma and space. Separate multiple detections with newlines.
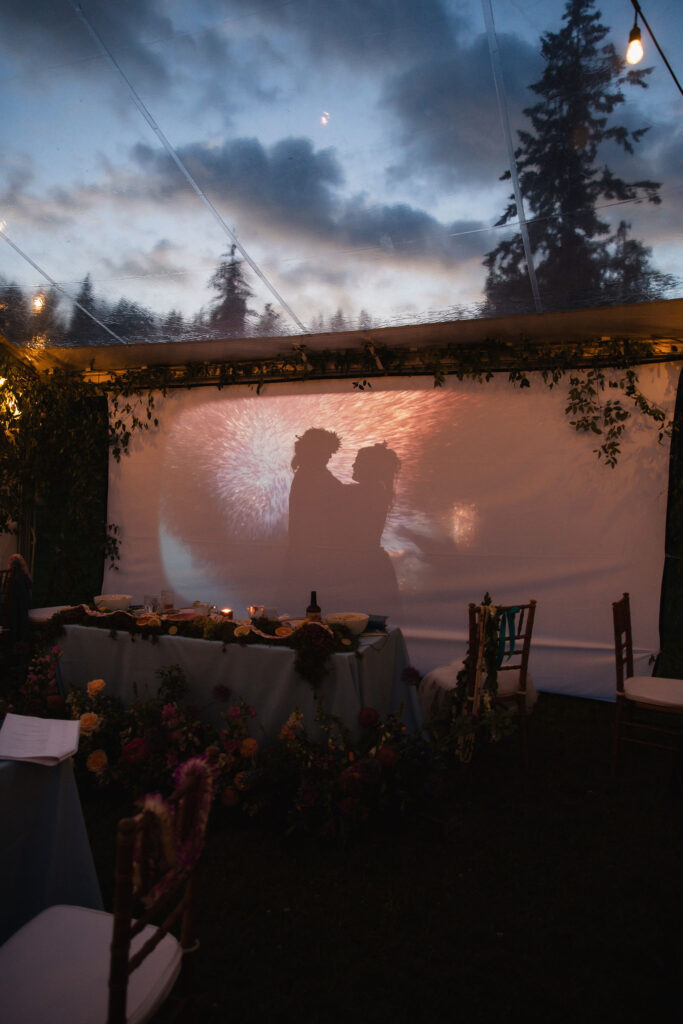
612, 697, 624, 777
517, 696, 529, 770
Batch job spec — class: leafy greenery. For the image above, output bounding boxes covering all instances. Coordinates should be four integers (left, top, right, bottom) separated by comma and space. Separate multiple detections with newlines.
0, 308, 678, 604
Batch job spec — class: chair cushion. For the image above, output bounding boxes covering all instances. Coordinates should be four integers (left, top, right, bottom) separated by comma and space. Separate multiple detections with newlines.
419, 661, 537, 718
624, 675, 683, 708
0, 904, 182, 1024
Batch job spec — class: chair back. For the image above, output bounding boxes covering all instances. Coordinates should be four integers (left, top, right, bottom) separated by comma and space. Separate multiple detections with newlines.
496, 601, 536, 694
107, 759, 214, 1024
612, 592, 634, 694
465, 599, 536, 710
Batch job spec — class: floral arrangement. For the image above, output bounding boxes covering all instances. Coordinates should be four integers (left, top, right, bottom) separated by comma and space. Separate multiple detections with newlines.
426, 594, 515, 763
274, 698, 436, 835
133, 755, 215, 908
3, 620, 519, 837
0, 644, 65, 719
67, 664, 221, 793
35, 607, 359, 691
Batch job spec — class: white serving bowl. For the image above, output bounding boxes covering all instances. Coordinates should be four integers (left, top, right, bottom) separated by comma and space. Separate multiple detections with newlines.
94, 594, 132, 611
326, 612, 369, 635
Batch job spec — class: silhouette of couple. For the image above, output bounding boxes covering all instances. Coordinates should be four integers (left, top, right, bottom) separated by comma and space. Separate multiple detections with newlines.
285, 428, 401, 615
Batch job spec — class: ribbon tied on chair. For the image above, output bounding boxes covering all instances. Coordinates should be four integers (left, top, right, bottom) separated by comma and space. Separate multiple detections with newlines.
497, 606, 520, 668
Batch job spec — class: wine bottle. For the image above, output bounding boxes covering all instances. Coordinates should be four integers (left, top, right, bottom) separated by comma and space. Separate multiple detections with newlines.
306, 590, 322, 621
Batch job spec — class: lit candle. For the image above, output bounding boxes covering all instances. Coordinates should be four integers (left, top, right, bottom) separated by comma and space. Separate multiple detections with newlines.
221, 608, 233, 619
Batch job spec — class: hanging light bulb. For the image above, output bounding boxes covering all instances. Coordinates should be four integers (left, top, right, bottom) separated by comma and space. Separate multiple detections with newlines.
626, 20, 643, 64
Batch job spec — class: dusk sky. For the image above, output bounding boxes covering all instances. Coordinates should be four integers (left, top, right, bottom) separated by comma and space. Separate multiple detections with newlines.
1, 0, 681, 335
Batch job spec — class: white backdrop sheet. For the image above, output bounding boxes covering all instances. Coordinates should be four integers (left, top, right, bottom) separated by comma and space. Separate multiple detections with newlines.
102, 368, 678, 701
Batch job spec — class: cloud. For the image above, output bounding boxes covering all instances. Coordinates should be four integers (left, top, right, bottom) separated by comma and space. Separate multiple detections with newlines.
0, 0, 278, 117
0, 0, 174, 93
382, 31, 543, 187
221, 0, 462, 66
131, 134, 490, 263
99, 238, 189, 284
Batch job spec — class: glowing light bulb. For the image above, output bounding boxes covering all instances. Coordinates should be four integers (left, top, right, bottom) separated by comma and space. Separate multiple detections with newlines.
33, 294, 45, 313
626, 25, 643, 64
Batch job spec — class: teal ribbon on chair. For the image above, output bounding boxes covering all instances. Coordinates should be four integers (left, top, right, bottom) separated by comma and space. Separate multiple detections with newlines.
497, 607, 519, 667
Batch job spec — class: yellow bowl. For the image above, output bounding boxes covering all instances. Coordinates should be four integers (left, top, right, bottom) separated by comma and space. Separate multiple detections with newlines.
94, 594, 132, 611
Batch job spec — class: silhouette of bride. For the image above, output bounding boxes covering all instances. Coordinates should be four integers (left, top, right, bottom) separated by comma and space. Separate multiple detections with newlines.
346, 442, 402, 616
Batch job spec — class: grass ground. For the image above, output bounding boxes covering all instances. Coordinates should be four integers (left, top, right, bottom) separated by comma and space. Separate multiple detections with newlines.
81, 693, 683, 1024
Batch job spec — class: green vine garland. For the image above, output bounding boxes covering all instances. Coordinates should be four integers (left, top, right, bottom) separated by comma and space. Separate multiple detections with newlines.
1, 331, 679, 603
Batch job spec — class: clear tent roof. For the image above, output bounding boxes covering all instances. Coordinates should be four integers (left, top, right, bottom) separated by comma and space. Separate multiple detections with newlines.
1, 0, 681, 347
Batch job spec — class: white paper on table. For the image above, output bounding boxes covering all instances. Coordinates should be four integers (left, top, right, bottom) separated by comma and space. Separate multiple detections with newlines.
0, 713, 80, 766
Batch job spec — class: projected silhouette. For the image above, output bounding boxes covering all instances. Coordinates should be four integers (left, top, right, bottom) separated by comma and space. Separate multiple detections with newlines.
346, 443, 402, 615
284, 429, 402, 616
284, 428, 347, 609
288, 428, 345, 549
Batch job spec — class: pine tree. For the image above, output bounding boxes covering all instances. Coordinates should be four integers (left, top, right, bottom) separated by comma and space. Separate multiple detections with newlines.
67, 275, 110, 345
0, 279, 29, 346
208, 245, 253, 337
254, 302, 282, 336
483, 0, 665, 315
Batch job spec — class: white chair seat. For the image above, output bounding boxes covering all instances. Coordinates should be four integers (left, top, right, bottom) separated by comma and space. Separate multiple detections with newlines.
624, 674, 683, 708
420, 661, 537, 720
0, 904, 182, 1024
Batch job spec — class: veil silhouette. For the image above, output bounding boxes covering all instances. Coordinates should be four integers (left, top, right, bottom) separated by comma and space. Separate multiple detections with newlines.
346, 442, 402, 616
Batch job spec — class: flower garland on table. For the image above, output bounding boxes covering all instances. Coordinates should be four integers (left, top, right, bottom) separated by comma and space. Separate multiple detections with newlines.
35, 607, 360, 690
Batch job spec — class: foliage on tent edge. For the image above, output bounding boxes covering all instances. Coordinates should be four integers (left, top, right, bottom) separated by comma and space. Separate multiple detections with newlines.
0, 334, 678, 587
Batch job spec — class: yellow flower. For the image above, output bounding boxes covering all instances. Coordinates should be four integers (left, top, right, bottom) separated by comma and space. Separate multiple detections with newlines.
80, 712, 100, 735
86, 749, 108, 774
168, 625, 178, 635
87, 678, 105, 698
240, 737, 259, 758
234, 624, 251, 638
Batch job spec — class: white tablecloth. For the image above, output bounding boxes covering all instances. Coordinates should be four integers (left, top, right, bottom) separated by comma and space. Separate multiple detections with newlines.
58, 625, 422, 740
0, 759, 103, 944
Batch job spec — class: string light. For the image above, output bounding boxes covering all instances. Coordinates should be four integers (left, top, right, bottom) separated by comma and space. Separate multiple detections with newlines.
626, 19, 643, 65
626, 1, 683, 96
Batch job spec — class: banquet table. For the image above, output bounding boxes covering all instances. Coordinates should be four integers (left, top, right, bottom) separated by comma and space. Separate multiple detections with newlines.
57, 624, 423, 739
0, 758, 103, 945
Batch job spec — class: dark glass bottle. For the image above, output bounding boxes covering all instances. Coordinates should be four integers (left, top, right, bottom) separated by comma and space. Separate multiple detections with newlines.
306, 590, 322, 621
